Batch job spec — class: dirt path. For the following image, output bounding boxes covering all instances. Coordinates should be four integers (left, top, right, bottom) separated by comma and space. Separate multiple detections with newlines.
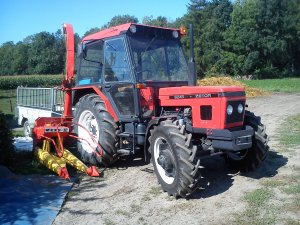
53, 93, 300, 225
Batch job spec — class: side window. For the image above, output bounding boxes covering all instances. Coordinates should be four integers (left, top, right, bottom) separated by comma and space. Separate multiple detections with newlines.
104, 38, 131, 82
78, 41, 103, 85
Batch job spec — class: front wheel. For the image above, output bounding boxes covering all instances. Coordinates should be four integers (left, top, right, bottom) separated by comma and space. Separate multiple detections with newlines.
149, 119, 201, 198
226, 111, 269, 171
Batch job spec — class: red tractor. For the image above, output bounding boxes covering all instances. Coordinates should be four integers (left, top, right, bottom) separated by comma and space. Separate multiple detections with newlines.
35, 23, 269, 197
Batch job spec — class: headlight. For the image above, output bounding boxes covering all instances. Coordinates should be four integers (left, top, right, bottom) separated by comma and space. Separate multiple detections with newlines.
227, 105, 233, 115
129, 25, 137, 33
237, 103, 244, 114
172, 30, 179, 38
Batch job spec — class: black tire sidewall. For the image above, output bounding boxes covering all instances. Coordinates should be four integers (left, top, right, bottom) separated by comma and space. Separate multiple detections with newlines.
150, 125, 180, 194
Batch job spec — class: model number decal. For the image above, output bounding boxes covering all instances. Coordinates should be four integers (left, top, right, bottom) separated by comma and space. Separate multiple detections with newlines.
170, 93, 218, 99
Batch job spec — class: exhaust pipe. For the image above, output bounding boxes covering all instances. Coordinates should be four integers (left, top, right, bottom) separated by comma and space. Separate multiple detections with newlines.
188, 23, 197, 86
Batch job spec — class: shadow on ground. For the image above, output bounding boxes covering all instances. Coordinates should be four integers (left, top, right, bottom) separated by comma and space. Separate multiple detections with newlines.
190, 149, 287, 199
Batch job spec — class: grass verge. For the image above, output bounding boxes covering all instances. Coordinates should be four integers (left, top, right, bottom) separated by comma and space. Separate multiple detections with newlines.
242, 78, 300, 93
0, 89, 16, 116
278, 114, 300, 149
234, 113, 300, 224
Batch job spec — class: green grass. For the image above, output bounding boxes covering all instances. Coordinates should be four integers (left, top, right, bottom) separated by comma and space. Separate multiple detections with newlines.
279, 114, 300, 148
104, 218, 116, 225
234, 114, 300, 224
283, 185, 300, 195
0, 89, 16, 116
244, 188, 272, 207
148, 186, 161, 196
242, 78, 300, 93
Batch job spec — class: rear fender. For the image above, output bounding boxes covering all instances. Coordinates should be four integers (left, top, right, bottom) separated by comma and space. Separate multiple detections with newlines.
143, 116, 176, 161
72, 86, 118, 121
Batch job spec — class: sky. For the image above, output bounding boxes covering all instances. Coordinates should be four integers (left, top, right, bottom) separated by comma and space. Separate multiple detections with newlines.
0, 0, 190, 45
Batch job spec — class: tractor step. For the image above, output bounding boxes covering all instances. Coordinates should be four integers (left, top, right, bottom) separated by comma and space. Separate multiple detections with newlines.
117, 149, 133, 155
117, 132, 132, 138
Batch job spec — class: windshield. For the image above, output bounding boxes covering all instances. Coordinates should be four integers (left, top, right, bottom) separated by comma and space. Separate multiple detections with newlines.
129, 36, 189, 82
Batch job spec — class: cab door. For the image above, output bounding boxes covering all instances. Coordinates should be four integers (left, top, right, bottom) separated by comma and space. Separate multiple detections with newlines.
103, 37, 137, 120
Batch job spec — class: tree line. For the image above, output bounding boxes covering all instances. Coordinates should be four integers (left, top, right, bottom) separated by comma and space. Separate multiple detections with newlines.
0, 0, 299, 78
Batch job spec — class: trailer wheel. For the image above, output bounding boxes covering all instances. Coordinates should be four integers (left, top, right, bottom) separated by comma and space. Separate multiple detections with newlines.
74, 94, 118, 166
149, 119, 201, 198
23, 120, 31, 137
226, 111, 269, 172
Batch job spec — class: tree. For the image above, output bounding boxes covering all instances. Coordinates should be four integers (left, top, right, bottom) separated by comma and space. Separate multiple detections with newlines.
27, 31, 64, 74
183, 0, 233, 77
102, 15, 138, 29
220, 0, 300, 78
83, 27, 101, 37
0, 42, 15, 75
12, 42, 29, 74
142, 16, 169, 27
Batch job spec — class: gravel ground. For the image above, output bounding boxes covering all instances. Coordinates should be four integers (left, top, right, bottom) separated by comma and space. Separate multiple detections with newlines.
53, 93, 300, 225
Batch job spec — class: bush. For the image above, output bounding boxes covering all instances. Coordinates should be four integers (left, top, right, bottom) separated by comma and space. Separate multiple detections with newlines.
0, 112, 14, 166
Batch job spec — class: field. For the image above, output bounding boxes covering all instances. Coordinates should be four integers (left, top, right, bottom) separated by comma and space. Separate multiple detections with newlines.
242, 78, 300, 93
0, 74, 62, 90
0, 89, 16, 116
1, 75, 300, 224
53, 93, 300, 225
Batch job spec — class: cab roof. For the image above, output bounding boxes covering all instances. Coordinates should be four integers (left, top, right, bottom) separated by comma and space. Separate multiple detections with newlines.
82, 23, 180, 42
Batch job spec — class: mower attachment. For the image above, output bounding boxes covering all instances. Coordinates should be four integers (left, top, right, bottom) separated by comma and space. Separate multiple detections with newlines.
33, 117, 101, 179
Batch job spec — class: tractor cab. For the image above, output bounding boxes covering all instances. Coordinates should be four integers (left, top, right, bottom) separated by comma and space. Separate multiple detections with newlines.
76, 23, 190, 120
72, 23, 269, 198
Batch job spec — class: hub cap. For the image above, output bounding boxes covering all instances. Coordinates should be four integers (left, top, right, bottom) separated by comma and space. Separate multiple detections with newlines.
78, 110, 99, 153
153, 137, 175, 184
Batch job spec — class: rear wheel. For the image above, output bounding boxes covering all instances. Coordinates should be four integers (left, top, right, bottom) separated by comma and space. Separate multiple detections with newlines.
74, 94, 118, 166
149, 119, 201, 198
226, 111, 269, 171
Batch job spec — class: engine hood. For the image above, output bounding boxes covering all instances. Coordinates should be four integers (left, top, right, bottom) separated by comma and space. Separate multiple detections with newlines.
159, 86, 245, 99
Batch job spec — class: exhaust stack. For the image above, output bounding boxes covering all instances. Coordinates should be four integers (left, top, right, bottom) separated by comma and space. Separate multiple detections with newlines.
188, 23, 197, 86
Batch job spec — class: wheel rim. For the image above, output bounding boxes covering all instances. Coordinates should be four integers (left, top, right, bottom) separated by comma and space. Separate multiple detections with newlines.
153, 136, 175, 184
24, 122, 30, 137
78, 110, 99, 153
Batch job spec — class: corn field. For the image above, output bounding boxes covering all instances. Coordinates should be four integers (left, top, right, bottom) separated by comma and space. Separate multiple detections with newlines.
0, 75, 63, 90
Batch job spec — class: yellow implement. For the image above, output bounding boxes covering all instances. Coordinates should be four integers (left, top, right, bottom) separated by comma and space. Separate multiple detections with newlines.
36, 139, 99, 179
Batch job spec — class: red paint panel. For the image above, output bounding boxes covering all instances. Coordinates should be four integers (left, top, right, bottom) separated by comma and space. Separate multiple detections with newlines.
82, 23, 180, 42
62, 23, 75, 118
63, 24, 75, 81
72, 86, 119, 121
159, 86, 246, 129
140, 87, 154, 111
159, 86, 244, 96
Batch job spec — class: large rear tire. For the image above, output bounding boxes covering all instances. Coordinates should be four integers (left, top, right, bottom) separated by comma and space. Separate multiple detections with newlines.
74, 94, 118, 166
226, 111, 269, 172
149, 119, 201, 198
